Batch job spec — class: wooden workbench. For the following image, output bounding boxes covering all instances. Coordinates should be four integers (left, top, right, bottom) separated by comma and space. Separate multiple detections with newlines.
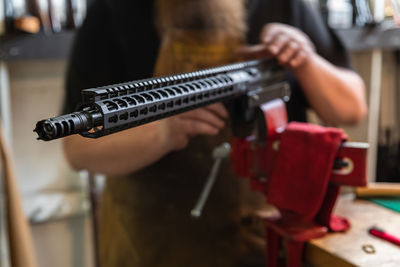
305, 194, 400, 267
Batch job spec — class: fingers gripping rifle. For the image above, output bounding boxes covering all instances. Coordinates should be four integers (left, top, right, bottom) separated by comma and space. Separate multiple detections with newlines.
34, 59, 290, 141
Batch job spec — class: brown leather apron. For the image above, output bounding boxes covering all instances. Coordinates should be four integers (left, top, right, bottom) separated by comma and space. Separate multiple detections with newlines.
99, 7, 269, 267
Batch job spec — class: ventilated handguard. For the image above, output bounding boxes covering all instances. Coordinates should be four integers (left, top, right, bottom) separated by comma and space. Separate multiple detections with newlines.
34, 59, 290, 141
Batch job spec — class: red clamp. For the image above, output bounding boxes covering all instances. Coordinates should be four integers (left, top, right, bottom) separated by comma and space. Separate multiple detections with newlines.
230, 99, 368, 267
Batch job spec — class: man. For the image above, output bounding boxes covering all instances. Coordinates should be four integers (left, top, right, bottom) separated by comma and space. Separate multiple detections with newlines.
63, 0, 366, 266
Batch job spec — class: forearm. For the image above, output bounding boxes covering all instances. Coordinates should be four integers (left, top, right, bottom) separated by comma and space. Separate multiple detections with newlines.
62, 103, 228, 176
63, 121, 170, 176
293, 53, 367, 125
240, 23, 367, 125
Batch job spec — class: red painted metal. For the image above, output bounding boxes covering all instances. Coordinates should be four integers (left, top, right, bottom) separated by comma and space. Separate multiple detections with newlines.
230, 99, 368, 266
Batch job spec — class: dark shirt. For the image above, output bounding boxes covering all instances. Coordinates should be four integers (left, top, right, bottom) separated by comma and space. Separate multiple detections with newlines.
64, 0, 349, 119
64, 1, 350, 266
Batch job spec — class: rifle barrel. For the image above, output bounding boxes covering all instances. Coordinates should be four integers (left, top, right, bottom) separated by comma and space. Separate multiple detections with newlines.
34, 60, 287, 141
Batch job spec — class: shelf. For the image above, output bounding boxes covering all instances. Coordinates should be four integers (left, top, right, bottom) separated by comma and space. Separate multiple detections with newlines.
1, 27, 399, 60
336, 27, 400, 51
0, 31, 75, 61
23, 190, 89, 225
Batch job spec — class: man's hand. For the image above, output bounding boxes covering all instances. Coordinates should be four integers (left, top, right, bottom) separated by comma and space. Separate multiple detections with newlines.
159, 103, 228, 150
238, 22, 366, 125
63, 103, 228, 176
238, 23, 315, 69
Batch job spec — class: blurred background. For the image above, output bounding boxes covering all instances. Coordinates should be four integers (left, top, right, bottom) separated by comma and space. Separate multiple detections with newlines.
0, 0, 399, 266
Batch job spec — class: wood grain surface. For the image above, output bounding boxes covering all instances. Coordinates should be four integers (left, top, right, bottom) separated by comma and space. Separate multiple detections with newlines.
305, 194, 400, 267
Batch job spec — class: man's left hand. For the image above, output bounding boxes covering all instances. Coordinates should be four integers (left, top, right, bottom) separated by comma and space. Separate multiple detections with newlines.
238, 23, 315, 69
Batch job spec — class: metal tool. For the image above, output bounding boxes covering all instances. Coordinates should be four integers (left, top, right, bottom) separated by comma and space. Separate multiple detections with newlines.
191, 142, 231, 218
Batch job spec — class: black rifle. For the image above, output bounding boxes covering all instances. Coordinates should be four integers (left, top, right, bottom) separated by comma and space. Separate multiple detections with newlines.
34, 59, 290, 141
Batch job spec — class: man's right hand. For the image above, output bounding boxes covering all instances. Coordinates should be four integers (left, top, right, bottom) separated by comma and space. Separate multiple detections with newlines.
63, 103, 228, 176
159, 103, 228, 151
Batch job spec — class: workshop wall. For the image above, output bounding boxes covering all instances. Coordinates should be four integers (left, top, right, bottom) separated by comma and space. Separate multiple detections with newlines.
340, 52, 371, 141
8, 60, 93, 267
